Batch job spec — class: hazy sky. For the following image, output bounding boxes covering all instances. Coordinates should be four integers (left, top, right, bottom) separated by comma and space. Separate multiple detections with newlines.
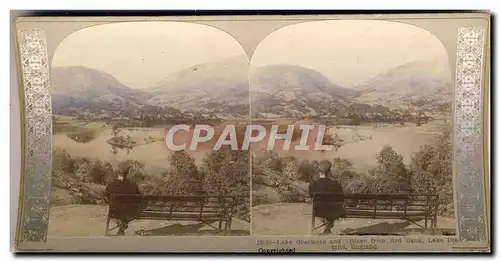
53, 20, 450, 89
52, 22, 247, 89
250, 20, 449, 87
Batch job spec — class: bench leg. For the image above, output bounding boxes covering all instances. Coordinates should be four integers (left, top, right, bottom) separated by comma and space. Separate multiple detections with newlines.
227, 219, 232, 235
104, 216, 111, 236
311, 216, 315, 234
222, 219, 232, 236
432, 215, 437, 235
222, 220, 228, 235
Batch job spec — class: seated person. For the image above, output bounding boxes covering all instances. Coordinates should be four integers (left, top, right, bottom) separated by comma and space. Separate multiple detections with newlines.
309, 160, 345, 234
105, 163, 142, 235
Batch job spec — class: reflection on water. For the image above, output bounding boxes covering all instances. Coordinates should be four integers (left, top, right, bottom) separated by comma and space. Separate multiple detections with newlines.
65, 131, 97, 143
54, 128, 209, 175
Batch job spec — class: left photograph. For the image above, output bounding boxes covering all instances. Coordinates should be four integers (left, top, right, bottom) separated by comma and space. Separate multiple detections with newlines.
49, 22, 251, 237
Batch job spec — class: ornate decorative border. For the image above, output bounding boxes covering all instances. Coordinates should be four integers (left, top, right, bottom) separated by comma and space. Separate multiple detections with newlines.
17, 29, 52, 242
454, 27, 487, 242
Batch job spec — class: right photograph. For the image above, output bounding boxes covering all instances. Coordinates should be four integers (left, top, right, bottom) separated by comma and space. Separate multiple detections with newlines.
249, 20, 456, 236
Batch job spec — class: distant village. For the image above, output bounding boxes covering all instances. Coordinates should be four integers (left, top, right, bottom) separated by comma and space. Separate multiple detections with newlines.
54, 92, 450, 129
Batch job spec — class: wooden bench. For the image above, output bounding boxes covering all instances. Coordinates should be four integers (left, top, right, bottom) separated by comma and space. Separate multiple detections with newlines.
105, 194, 239, 236
311, 193, 439, 234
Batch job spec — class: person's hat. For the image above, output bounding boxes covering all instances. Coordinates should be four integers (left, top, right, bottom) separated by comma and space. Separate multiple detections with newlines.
318, 160, 332, 173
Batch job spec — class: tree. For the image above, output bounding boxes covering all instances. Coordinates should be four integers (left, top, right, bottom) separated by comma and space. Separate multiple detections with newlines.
74, 161, 92, 182
409, 128, 453, 216
202, 148, 249, 195
72, 159, 114, 185
53, 148, 75, 174
167, 150, 203, 195
408, 145, 434, 194
87, 160, 105, 184
139, 174, 170, 196
331, 157, 352, 181
282, 156, 299, 180
201, 148, 251, 221
309, 157, 369, 194
201, 147, 229, 176
298, 160, 316, 182
130, 151, 202, 197
342, 172, 370, 194
368, 145, 410, 194
102, 162, 114, 184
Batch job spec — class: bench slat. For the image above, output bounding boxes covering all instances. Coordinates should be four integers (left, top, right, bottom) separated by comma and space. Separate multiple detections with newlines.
140, 212, 228, 219
142, 203, 232, 209
141, 209, 227, 214
310, 193, 440, 234
106, 194, 239, 226
139, 216, 229, 221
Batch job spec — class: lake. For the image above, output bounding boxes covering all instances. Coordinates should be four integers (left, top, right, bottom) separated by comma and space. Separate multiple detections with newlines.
53, 127, 210, 175
53, 119, 450, 175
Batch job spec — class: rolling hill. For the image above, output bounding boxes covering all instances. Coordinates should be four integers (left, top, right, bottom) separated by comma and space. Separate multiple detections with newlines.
51, 66, 147, 114
250, 64, 358, 117
251, 64, 357, 97
354, 60, 452, 107
145, 56, 249, 114
51, 57, 250, 117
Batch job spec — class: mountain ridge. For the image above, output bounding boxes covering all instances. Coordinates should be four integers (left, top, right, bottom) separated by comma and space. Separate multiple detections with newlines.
50, 58, 452, 117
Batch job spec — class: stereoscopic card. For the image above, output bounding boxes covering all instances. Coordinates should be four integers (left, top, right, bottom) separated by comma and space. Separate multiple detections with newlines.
11, 12, 490, 253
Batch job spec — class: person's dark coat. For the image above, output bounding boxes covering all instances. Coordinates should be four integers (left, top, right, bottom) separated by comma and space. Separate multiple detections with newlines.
309, 178, 345, 221
105, 178, 142, 221
105, 179, 141, 198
